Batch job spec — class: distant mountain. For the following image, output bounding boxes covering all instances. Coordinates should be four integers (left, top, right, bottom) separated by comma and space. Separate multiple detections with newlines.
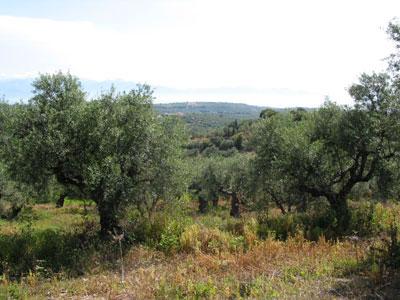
0, 77, 313, 135
0, 78, 140, 102
0, 79, 286, 117
0, 78, 32, 101
0, 77, 323, 108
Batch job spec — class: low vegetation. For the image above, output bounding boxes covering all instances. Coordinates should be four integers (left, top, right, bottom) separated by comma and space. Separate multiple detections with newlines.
0, 199, 399, 299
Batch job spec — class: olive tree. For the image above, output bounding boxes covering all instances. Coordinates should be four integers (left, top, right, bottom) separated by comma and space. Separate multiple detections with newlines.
254, 93, 400, 232
2, 72, 86, 208
188, 157, 220, 213
198, 154, 251, 217
253, 22, 400, 233
251, 114, 306, 215
3, 73, 186, 235
73, 87, 186, 235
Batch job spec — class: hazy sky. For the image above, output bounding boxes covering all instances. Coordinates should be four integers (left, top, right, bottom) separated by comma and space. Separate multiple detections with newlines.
0, 0, 399, 106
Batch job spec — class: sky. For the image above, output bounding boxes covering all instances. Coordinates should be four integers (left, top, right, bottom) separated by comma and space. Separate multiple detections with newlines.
0, 0, 399, 107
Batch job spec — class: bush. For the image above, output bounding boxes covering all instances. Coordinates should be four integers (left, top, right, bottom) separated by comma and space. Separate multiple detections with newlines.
180, 224, 245, 254
349, 201, 375, 236
202, 145, 219, 157
0, 200, 24, 220
222, 148, 239, 157
219, 139, 234, 151
256, 201, 400, 242
365, 223, 400, 283
348, 201, 400, 237
122, 196, 193, 253
258, 213, 304, 241
158, 218, 188, 254
226, 217, 258, 249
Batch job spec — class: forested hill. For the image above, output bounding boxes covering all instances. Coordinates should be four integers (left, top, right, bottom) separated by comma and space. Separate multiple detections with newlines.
154, 102, 263, 135
154, 102, 271, 118
154, 102, 293, 135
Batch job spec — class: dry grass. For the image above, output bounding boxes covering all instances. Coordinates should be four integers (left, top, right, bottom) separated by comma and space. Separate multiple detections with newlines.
2, 201, 400, 299
9, 235, 374, 299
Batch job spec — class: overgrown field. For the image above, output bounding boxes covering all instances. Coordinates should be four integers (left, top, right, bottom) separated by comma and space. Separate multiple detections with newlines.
1, 198, 399, 299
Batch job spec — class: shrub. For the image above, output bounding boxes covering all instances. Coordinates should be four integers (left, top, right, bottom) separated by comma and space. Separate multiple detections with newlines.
365, 223, 400, 283
258, 213, 304, 240
226, 217, 258, 249
202, 145, 219, 157
256, 201, 400, 242
189, 280, 217, 298
180, 224, 244, 254
219, 139, 234, 151
349, 201, 375, 236
158, 218, 187, 254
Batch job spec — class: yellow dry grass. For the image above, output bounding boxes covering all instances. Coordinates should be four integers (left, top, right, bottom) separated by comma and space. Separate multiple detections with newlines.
15, 236, 369, 299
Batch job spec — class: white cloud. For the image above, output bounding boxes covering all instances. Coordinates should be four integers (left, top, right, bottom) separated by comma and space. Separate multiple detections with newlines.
0, 0, 399, 106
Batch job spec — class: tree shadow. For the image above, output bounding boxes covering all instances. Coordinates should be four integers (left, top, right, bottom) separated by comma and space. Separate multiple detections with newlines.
0, 220, 127, 280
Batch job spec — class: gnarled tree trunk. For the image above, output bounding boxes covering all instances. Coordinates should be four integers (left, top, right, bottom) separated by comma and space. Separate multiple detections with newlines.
327, 194, 350, 234
212, 198, 218, 208
8, 203, 23, 220
230, 192, 240, 218
98, 205, 121, 237
56, 193, 66, 208
211, 191, 219, 208
198, 194, 208, 214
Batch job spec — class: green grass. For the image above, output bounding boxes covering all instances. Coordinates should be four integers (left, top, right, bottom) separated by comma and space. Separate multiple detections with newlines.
0, 204, 98, 235
64, 198, 96, 207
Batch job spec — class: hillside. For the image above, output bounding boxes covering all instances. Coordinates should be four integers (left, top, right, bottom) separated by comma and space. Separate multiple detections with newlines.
154, 102, 307, 135
154, 102, 268, 118
154, 102, 267, 135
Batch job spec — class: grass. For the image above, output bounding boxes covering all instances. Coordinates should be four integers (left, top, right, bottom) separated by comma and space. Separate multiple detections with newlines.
2, 237, 376, 299
0, 203, 97, 235
0, 199, 399, 299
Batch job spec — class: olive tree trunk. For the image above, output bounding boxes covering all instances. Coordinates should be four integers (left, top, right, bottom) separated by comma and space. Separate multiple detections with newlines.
212, 198, 218, 208
230, 192, 240, 218
97, 201, 121, 237
56, 193, 66, 208
327, 195, 351, 234
198, 195, 208, 214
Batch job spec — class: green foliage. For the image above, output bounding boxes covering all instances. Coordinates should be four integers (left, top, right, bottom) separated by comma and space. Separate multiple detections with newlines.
123, 196, 193, 253
256, 201, 400, 242
251, 25, 400, 230
365, 220, 400, 279
189, 280, 217, 298
0, 281, 28, 300
2, 73, 187, 234
3, 73, 85, 189
259, 108, 277, 119
188, 153, 252, 217
253, 96, 400, 233
185, 118, 255, 157
0, 167, 28, 220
